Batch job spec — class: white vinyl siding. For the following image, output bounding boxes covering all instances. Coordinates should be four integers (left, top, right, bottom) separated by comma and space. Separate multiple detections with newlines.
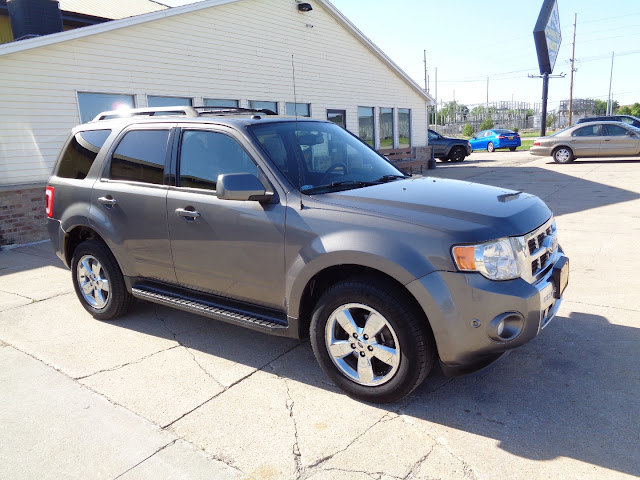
0, 0, 428, 185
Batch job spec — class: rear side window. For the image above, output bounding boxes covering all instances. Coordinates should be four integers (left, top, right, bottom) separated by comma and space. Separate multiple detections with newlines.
57, 130, 111, 179
110, 130, 170, 185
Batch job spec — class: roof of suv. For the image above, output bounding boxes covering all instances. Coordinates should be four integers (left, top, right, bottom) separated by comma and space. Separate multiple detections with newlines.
81, 106, 324, 131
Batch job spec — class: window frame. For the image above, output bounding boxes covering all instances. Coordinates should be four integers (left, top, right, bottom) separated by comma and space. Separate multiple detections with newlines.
175, 127, 259, 193
327, 109, 347, 128
379, 107, 394, 149
77, 91, 136, 123
147, 95, 193, 107
285, 102, 311, 117
357, 106, 376, 147
248, 100, 279, 114
101, 125, 175, 187
398, 108, 412, 148
203, 98, 240, 108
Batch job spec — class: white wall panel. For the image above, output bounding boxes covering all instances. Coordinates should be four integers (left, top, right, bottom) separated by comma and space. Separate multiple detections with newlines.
0, 0, 428, 185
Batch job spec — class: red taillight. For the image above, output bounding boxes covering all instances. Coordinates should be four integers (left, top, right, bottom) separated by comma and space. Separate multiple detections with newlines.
498, 135, 506, 139
45, 185, 54, 218
533, 141, 541, 146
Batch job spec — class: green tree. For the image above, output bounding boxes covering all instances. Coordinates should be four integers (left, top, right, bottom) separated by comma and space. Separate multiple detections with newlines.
594, 99, 620, 115
462, 123, 474, 137
620, 102, 640, 117
546, 113, 557, 128
480, 117, 494, 130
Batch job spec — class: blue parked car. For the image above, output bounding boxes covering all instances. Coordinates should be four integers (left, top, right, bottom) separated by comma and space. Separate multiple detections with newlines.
469, 129, 521, 152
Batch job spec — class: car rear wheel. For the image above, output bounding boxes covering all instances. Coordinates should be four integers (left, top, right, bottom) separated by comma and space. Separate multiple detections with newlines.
310, 278, 435, 403
71, 239, 133, 320
487, 142, 495, 152
553, 146, 574, 164
448, 146, 466, 162
509, 147, 517, 151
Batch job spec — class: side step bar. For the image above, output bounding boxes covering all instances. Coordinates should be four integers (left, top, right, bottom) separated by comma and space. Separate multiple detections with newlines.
131, 285, 288, 334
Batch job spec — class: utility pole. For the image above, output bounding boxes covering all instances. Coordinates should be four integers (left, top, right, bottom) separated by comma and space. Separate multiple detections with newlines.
568, 13, 577, 125
486, 76, 489, 113
607, 52, 615, 115
434, 67, 438, 128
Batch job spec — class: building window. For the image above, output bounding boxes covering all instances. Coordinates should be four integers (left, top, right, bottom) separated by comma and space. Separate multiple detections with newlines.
379, 107, 394, 148
77, 92, 135, 123
110, 130, 170, 185
249, 100, 278, 114
147, 96, 193, 107
358, 106, 374, 147
327, 109, 346, 128
204, 99, 239, 108
285, 102, 311, 117
398, 108, 411, 148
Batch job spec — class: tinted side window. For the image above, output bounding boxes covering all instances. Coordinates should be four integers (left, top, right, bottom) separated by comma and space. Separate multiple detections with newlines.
110, 130, 170, 184
57, 130, 111, 179
179, 130, 257, 191
603, 124, 628, 136
572, 125, 600, 137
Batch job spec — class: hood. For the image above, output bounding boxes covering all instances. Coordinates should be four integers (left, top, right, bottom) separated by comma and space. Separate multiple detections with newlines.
310, 177, 551, 242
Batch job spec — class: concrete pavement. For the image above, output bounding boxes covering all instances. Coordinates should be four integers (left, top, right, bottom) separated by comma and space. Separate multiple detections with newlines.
1, 151, 639, 479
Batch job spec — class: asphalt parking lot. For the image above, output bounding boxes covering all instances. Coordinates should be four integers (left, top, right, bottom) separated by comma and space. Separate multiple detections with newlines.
1, 150, 639, 480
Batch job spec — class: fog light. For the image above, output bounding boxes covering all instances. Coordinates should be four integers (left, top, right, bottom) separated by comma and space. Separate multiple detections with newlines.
488, 312, 524, 342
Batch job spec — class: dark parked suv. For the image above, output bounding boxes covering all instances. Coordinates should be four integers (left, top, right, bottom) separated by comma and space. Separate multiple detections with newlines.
576, 114, 640, 129
46, 106, 569, 403
428, 129, 472, 162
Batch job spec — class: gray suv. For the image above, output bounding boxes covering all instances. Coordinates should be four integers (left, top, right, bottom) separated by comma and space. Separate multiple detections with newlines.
46, 106, 569, 403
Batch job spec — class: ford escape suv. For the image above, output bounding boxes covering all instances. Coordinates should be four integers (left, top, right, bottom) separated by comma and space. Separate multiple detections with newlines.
46, 106, 569, 403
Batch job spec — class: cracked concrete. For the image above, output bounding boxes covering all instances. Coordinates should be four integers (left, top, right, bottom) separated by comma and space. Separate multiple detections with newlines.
1, 152, 640, 479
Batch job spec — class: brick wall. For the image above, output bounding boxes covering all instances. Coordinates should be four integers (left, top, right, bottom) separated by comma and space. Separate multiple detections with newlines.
0, 184, 48, 248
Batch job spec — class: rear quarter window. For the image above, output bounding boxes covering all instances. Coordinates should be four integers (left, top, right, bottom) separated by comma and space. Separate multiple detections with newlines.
56, 130, 111, 179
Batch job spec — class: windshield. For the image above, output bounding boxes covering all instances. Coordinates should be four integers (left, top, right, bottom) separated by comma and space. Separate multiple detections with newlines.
248, 121, 405, 194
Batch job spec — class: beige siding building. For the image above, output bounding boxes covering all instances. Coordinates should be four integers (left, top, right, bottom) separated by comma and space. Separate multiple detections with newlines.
0, 0, 433, 246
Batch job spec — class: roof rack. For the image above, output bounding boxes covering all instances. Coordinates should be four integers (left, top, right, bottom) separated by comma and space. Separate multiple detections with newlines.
92, 105, 278, 121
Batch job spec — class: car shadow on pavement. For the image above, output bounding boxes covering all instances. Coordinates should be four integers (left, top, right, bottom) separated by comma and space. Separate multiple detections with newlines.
405, 310, 640, 478
107, 302, 639, 478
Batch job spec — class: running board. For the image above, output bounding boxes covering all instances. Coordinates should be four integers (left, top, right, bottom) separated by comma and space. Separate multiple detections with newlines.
131, 285, 288, 333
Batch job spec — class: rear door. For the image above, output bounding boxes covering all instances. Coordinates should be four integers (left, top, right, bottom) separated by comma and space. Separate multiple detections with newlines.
167, 126, 286, 310
90, 125, 176, 283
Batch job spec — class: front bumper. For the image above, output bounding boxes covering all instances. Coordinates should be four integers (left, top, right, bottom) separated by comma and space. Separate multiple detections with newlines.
407, 251, 568, 373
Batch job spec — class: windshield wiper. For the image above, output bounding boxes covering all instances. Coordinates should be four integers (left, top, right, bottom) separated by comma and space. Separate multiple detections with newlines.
301, 180, 378, 194
374, 174, 409, 183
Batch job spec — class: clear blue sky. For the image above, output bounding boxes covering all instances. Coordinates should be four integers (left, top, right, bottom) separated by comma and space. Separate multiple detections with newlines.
165, 0, 640, 110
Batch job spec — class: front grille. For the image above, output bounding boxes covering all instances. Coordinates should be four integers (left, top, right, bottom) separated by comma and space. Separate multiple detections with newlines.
523, 219, 557, 282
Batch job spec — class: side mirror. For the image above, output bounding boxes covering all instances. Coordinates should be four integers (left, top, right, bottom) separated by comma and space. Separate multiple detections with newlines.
217, 173, 273, 202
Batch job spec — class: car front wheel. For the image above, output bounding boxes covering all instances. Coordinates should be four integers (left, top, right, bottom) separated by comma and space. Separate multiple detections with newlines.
448, 146, 466, 162
71, 239, 133, 320
553, 146, 574, 164
310, 278, 435, 403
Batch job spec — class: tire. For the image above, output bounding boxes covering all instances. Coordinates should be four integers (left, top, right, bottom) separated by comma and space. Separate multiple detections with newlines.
487, 142, 495, 152
552, 146, 574, 164
310, 278, 435, 403
71, 239, 133, 320
448, 146, 466, 162
437, 157, 449, 162
509, 147, 517, 152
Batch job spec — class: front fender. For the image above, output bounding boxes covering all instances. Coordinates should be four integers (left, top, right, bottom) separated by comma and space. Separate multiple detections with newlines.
285, 229, 437, 318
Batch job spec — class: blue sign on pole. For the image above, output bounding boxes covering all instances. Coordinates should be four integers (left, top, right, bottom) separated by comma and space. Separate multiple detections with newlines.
533, 0, 562, 75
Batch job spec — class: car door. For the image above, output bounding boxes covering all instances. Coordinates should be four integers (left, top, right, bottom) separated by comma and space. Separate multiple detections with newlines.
474, 131, 488, 150
428, 130, 446, 156
167, 126, 286, 310
90, 125, 177, 283
601, 124, 640, 156
569, 124, 604, 157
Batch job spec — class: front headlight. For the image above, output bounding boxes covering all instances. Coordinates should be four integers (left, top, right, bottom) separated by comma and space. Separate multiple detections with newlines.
452, 238, 521, 281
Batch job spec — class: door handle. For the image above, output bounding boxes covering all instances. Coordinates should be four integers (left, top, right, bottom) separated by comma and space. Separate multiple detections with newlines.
175, 207, 200, 220
97, 196, 117, 207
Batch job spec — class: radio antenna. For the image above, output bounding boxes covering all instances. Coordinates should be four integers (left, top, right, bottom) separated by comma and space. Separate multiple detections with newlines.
291, 54, 304, 209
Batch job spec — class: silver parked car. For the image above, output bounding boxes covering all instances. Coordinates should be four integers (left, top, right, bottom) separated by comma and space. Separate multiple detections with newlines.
530, 121, 640, 163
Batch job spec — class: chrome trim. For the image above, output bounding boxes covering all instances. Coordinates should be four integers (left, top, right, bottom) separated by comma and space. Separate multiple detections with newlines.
513, 217, 559, 284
